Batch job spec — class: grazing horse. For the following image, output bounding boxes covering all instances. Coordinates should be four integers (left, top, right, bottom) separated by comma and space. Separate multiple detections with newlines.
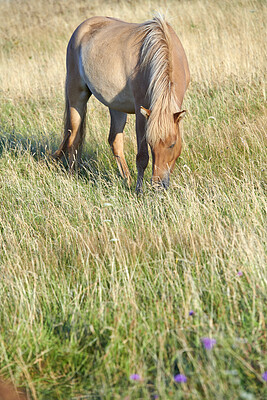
53, 15, 190, 191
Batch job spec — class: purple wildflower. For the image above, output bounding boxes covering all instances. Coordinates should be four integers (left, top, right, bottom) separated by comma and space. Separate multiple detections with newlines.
201, 337, 217, 350
130, 374, 141, 381
237, 271, 243, 276
189, 310, 195, 316
174, 374, 187, 383
262, 371, 267, 381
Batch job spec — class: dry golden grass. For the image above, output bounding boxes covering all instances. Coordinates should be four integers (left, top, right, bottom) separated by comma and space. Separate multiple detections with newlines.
1, 0, 266, 96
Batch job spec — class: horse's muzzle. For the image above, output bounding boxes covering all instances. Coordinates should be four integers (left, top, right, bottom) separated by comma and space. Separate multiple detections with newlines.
151, 172, 170, 190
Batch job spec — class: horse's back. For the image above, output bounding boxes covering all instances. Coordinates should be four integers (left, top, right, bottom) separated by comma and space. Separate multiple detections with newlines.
69, 17, 140, 112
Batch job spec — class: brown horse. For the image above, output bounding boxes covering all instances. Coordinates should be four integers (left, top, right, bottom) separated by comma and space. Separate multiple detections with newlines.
53, 15, 190, 191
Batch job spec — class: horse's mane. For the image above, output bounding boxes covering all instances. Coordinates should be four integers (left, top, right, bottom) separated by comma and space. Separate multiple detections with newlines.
138, 15, 179, 146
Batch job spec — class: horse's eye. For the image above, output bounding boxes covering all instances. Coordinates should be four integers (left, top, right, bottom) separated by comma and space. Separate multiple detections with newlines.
169, 143, 176, 149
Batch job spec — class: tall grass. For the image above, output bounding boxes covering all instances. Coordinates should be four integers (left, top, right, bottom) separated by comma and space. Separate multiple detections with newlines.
0, 0, 266, 399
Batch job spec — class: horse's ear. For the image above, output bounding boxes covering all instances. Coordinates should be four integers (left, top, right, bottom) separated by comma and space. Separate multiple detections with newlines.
140, 106, 151, 119
174, 110, 186, 123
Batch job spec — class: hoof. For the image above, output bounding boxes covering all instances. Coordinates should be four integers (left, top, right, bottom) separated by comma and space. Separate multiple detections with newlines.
51, 150, 62, 160
135, 187, 143, 196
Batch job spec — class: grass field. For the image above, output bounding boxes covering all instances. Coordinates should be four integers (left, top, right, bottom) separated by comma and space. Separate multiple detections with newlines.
0, 0, 266, 399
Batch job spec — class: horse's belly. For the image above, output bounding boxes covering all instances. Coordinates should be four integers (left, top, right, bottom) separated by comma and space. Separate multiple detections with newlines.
88, 80, 135, 114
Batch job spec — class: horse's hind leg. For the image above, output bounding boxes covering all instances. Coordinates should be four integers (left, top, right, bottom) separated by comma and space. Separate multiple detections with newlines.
67, 83, 91, 170
108, 109, 131, 186
53, 80, 91, 170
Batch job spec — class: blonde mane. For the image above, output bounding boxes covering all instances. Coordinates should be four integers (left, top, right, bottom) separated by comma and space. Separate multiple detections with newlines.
139, 15, 179, 146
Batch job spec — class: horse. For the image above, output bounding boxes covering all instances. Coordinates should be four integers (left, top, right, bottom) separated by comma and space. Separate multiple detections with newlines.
53, 15, 190, 192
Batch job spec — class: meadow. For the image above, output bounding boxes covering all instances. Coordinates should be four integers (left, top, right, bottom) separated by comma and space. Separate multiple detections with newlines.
0, 0, 266, 399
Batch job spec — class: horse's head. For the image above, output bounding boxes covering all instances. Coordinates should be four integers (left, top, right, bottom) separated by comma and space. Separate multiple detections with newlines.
141, 107, 186, 189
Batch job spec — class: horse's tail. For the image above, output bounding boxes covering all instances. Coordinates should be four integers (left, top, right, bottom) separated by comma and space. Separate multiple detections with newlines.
52, 83, 71, 159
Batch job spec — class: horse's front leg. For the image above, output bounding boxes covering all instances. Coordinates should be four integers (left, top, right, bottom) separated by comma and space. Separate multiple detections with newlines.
135, 113, 149, 194
108, 109, 131, 186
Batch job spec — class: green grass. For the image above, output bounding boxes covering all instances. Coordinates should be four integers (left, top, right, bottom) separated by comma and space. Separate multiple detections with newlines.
0, 77, 266, 399
0, 0, 266, 399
